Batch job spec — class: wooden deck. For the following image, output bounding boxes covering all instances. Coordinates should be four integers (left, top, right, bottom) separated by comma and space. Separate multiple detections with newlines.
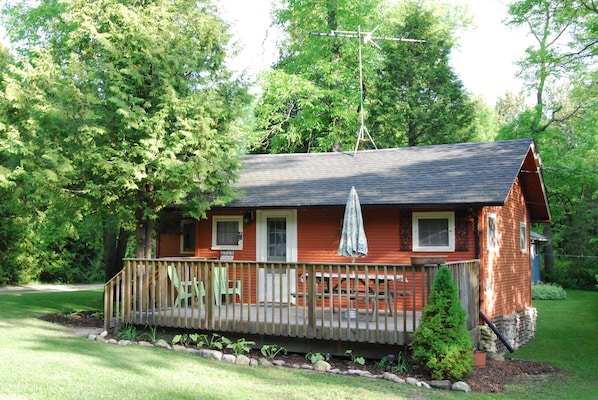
105, 259, 479, 351
129, 303, 422, 344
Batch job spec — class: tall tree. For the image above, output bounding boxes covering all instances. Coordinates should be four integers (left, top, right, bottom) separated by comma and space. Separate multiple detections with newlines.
369, 1, 475, 147
252, 0, 476, 153
2, 0, 249, 277
502, 0, 598, 281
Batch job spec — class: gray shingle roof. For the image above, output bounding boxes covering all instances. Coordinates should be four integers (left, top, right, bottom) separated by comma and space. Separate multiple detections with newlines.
225, 139, 536, 209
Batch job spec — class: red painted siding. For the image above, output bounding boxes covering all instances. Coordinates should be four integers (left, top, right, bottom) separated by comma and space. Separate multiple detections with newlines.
480, 177, 532, 320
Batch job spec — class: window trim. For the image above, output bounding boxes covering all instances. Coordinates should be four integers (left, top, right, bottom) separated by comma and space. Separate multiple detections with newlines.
520, 222, 528, 253
412, 211, 455, 252
211, 215, 243, 250
487, 213, 498, 252
180, 220, 196, 254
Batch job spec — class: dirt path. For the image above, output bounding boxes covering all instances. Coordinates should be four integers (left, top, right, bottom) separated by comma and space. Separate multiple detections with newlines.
0, 284, 103, 295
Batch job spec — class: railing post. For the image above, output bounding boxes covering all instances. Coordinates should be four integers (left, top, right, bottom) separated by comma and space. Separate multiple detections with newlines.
307, 264, 317, 330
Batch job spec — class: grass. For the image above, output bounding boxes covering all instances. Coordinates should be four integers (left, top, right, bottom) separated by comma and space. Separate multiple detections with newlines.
0, 288, 596, 399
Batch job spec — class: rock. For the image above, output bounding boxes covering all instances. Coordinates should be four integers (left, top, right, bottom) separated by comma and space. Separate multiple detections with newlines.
137, 341, 154, 347
99, 330, 108, 338
95, 335, 106, 343
197, 349, 222, 361
418, 381, 432, 389
405, 377, 418, 385
118, 339, 133, 346
328, 368, 342, 374
429, 380, 452, 390
236, 355, 251, 365
313, 360, 332, 372
382, 372, 405, 383
249, 358, 259, 367
451, 381, 471, 392
258, 358, 273, 367
222, 354, 236, 363
172, 345, 186, 352
106, 338, 118, 344
271, 360, 285, 367
346, 369, 373, 377
487, 351, 504, 361
87, 333, 97, 341
300, 364, 313, 370
154, 339, 171, 350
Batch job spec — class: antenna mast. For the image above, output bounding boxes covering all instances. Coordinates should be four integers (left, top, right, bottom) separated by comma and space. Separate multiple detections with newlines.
310, 26, 424, 156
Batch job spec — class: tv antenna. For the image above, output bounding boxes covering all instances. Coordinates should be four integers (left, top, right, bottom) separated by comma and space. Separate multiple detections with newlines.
310, 26, 425, 156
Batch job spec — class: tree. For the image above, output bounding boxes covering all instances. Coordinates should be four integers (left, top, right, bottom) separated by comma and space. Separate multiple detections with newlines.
252, 0, 477, 153
2, 0, 249, 278
411, 266, 473, 381
501, 0, 598, 282
369, 1, 476, 147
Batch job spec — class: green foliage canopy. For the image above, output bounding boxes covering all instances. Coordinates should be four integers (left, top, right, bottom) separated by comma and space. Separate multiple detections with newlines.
252, 0, 477, 153
1, 0, 249, 266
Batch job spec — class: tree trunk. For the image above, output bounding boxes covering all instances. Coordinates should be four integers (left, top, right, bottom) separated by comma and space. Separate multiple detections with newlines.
135, 215, 154, 259
542, 224, 555, 276
103, 224, 130, 282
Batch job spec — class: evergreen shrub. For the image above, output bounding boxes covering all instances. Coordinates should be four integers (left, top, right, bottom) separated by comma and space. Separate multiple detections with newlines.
411, 266, 473, 381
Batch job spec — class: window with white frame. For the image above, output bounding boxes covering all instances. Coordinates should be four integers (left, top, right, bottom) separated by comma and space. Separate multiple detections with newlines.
487, 213, 498, 252
520, 222, 528, 253
212, 215, 243, 250
180, 220, 196, 254
412, 212, 455, 252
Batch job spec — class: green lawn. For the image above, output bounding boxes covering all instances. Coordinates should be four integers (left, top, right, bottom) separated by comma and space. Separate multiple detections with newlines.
0, 288, 596, 399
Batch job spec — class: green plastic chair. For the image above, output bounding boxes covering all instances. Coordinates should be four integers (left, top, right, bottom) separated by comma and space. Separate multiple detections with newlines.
167, 265, 205, 308
213, 266, 242, 306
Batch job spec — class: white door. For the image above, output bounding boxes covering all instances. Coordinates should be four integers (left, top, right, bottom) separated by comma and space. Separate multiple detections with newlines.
257, 210, 297, 303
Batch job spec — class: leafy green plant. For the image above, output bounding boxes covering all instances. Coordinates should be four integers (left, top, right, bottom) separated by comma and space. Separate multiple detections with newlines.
227, 338, 256, 356
91, 311, 103, 320
260, 344, 287, 359
117, 323, 137, 341
305, 352, 325, 364
375, 352, 409, 374
411, 266, 473, 381
189, 333, 208, 347
59, 307, 82, 320
345, 350, 365, 366
532, 283, 567, 300
139, 324, 158, 342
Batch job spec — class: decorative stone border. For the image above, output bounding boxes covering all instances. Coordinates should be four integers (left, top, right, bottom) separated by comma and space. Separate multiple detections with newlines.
88, 331, 472, 393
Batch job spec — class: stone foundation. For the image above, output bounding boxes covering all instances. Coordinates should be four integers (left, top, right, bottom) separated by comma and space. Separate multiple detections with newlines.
475, 307, 537, 354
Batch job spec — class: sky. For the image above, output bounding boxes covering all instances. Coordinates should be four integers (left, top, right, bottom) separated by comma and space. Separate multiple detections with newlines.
219, 0, 533, 105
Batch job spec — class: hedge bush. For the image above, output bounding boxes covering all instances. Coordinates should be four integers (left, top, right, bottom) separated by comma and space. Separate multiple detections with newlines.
532, 283, 567, 300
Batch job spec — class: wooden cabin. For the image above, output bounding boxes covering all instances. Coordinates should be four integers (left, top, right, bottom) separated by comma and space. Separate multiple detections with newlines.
105, 139, 550, 356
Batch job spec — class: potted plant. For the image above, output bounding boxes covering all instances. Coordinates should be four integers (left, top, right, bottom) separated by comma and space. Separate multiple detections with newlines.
472, 345, 487, 368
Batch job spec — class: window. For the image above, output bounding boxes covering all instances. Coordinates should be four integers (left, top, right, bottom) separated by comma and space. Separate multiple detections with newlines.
487, 213, 498, 252
520, 222, 528, 253
212, 216, 243, 250
412, 212, 455, 252
180, 220, 196, 254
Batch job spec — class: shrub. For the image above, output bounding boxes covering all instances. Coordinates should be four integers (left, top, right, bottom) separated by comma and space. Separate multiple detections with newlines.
532, 283, 567, 300
411, 267, 473, 381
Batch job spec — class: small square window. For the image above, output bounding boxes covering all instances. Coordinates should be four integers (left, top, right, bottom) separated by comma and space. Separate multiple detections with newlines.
520, 222, 528, 253
180, 220, 196, 254
487, 213, 498, 252
412, 212, 455, 252
212, 216, 243, 250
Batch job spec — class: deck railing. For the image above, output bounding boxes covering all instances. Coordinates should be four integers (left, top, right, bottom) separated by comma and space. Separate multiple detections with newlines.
104, 259, 479, 346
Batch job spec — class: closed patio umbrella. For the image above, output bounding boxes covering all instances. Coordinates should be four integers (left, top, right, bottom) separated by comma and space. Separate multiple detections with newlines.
337, 186, 368, 262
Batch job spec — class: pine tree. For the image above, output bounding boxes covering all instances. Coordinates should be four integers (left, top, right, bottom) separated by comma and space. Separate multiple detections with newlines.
411, 266, 473, 381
